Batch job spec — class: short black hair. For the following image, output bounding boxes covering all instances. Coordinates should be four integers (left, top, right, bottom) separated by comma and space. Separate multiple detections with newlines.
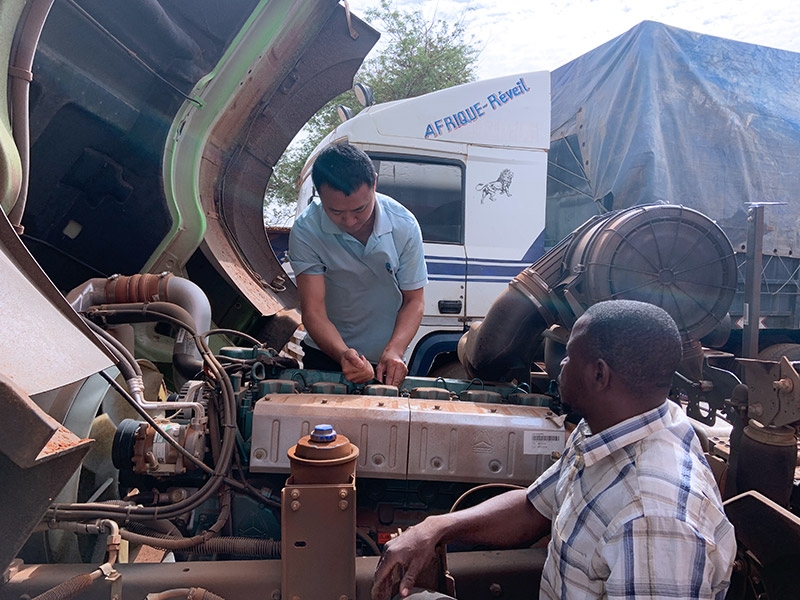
581, 300, 682, 396
311, 142, 376, 196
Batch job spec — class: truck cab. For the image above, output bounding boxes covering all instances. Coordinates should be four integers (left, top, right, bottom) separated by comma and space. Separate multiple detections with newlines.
296, 72, 551, 376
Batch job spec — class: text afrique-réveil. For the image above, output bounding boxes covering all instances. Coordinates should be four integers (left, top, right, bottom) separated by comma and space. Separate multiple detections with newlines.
423, 77, 530, 139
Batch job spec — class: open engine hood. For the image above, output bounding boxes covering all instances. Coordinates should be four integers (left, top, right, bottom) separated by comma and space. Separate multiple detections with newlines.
5, 0, 379, 346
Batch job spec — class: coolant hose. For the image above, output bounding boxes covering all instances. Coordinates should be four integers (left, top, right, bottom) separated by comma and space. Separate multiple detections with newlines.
190, 537, 281, 558
30, 573, 95, 600
146, 588, 227, 600
122, 528, 280, 557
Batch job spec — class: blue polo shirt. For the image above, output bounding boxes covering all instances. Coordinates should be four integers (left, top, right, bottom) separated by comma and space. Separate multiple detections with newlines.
288, 193, 428, 362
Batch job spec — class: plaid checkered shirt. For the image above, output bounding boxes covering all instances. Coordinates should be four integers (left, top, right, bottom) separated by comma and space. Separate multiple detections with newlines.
528, 400, 736, 599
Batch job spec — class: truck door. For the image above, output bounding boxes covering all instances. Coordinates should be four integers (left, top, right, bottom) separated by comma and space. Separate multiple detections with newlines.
463, 145, 548, 322
371, 155, 468, 369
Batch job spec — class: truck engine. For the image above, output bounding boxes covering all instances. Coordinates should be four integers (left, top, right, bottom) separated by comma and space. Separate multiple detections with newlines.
2, 1, 800, 599
4, 202, 800, 599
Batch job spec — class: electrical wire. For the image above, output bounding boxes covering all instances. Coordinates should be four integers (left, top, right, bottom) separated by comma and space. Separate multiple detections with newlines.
82, 317, 142, 377
201, 328, 263, 348
449, 483, 525, 513
64, 0, 202, 107
46, 304, 236, 522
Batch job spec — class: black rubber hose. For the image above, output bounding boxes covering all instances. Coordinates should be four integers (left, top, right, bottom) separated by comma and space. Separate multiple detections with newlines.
458, 284, 549, 382
48, 304, 237, 522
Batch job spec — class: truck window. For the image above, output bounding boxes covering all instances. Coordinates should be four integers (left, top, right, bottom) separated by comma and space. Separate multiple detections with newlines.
371, 157, 464, 244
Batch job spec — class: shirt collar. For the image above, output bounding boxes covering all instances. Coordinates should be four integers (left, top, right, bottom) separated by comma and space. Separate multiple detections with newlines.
372, 194, 391, 236
577, 400, 674, 467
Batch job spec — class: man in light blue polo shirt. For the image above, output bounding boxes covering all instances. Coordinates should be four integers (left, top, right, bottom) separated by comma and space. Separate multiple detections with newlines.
288, 143, 427, 386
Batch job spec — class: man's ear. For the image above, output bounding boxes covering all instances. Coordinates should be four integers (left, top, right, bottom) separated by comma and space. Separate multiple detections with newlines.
592, 358, 612, 391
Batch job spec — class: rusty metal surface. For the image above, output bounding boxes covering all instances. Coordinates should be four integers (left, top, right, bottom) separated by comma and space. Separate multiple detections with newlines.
282, 482, 357, 599
0, 374, 93, 574
724, 491, 800, 599
1, 549, 546, 600
0, 374, 60, 468
738, 356, 800, 427
203, 3, 379, 316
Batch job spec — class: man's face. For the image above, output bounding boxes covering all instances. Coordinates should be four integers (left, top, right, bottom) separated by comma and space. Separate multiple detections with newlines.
318, 181, 377, 240
558, 316, 592, 414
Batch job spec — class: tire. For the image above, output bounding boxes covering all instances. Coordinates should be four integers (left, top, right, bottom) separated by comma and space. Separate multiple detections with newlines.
427, 356, 468, 380
757, 343, 800, 362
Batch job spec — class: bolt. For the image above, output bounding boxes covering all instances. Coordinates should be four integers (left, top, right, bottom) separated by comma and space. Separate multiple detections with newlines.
169, 488, 188, 503
253, 448, 267, 460
339, 596, 349, 600
291, 501, 301, 511
339, 500, 349, 510
145, 451, 159, 470
489, 583, 502, 597
271, 590, 281, 600
339, 488, 349, 499
290, 489, 301, 500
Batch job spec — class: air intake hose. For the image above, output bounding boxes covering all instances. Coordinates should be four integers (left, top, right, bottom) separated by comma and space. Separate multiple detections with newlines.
459, 204, 737, 383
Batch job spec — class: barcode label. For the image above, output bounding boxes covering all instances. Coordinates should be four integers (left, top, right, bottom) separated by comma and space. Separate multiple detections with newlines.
523, 430, 565, 455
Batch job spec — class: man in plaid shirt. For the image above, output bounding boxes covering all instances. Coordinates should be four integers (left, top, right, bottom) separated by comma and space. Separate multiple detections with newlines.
373, 299, 736, 599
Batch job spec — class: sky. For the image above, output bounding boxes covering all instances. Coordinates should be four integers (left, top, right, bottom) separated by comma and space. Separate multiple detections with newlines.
344, 0, 800, 80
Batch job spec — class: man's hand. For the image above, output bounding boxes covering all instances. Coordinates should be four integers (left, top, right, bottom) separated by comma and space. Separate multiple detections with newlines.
376, 350, 408, 387
371, 521, 441, 600
340, 348, 375, 383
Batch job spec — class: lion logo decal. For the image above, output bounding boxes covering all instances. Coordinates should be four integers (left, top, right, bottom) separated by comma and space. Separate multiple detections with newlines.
476, 169, 513, 204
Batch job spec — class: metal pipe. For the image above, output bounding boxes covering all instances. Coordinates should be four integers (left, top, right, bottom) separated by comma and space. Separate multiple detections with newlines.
7, 0, 56, 231
67, 273, 213, 383
66, 274, 212, 352
742, 203, 765, 358
84, 302, 205, 421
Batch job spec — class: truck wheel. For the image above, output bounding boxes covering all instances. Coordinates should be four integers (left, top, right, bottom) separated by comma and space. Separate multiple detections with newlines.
757, 343, 800, 361
428, 356, 468, 380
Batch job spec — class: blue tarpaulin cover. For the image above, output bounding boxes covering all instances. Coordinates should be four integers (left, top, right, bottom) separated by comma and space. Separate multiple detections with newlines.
546, 20, 800, 256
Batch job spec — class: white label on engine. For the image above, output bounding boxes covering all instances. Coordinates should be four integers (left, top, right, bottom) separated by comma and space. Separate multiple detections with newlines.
152, 434, 167, 462
153, 424, 179, 463
523, 430, 565, 455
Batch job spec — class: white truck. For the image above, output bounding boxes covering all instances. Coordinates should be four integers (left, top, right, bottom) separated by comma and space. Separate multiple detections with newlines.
296, 71, 551, 377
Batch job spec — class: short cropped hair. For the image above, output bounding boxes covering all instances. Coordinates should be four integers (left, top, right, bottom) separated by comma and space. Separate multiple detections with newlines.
581, 300, 682, 396
311, 143, 376, 196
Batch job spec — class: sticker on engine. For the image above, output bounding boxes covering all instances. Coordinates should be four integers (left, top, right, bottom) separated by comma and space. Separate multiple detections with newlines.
523, 430, 565, 455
